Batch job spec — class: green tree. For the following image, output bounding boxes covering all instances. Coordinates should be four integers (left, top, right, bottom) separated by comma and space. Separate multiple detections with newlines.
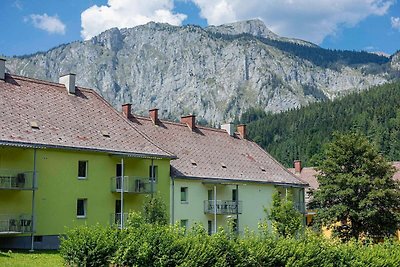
142, 194, 168, 225
311, 132, 400, 241
267, 190, 303, 237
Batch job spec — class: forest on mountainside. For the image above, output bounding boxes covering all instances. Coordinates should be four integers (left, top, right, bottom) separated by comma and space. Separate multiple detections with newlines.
240, 82, 400, 167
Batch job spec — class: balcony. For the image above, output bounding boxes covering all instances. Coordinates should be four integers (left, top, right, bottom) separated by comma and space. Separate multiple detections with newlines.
204, 200, 243, 215
0, 214, 32, 234
110, 213, 129, 228
111, 176, 156, 194
0, 169, 36, 190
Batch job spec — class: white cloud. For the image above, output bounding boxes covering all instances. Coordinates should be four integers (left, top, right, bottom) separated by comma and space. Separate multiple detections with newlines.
190, 0, 394, 44
28, 13, 66, 35
391, 17, 400, 31
81, 0, 187, 40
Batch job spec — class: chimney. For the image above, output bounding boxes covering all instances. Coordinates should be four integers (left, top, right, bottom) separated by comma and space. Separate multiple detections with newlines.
181, 114, 196, 130
0, 58, 5, 80
294, 160, 302, 173
237, 124, 246, 139
59, 73, 76, 94
221, 123, 234, 136
149, 108, 159, 124
122, 103, 132, 118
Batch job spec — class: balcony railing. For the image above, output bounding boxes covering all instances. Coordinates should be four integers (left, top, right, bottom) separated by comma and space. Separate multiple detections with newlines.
294, 202, 306, 214
110, 213, 129, 228
204, 200, 243, 215
0, 169, 36, 190
0, 214, 32, 234
111, 176, 156, 194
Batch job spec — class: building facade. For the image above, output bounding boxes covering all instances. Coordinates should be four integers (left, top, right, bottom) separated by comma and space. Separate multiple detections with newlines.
122, 107, 307, 234
0, 62, 173, 249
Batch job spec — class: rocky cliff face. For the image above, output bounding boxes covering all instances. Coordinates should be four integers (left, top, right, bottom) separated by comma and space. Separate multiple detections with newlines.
6, 20, 395, 124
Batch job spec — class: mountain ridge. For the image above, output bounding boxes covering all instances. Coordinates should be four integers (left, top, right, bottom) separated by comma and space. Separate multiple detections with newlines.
5, 19, 397, 124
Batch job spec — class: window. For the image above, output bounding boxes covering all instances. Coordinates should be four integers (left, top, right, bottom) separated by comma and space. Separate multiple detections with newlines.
181, 187, 188, 202
77, 199, 87, 218
33, 235, 43, 242
149, 165, 158, 182
78, 161, 88, 179
208, 189, 213, 201
232, 189, 237, 202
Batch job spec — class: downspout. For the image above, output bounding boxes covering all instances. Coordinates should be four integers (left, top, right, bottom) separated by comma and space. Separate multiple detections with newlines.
120, 158, 124, 229
30, 148, 37, 252
236, 184, 239, 235
151, 159, 154, 198
171, 176, 175, 225
214, 185, 217, 234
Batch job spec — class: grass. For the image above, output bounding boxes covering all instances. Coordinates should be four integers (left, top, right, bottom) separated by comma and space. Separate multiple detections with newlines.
0, 250, 63, 267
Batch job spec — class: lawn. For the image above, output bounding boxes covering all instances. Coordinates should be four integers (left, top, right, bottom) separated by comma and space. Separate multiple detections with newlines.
0, 250, 63, 267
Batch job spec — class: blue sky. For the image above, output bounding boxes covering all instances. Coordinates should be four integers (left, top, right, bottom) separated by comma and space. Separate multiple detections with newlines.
1, 0, 399, 57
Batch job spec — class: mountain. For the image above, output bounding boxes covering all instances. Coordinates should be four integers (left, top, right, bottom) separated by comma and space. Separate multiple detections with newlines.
5, 20, 398, 124
241, 81, 400, 167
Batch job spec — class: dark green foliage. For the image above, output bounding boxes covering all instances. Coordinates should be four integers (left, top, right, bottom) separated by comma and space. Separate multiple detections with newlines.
311, 133, 400, 241
242, 82, 400, 167
267, 191, 303, 237
59, 224, 119, 267
61, 217, 400, 267
142, 194, 169, 225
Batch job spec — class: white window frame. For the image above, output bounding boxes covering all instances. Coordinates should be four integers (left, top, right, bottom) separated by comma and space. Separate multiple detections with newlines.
77, 198, 87, 218
78, 160, 88, 179
180, 187, 188, 203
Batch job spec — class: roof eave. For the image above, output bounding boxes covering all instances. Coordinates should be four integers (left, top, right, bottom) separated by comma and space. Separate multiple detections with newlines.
0, 140, 176, 160
172, 175, 308, 187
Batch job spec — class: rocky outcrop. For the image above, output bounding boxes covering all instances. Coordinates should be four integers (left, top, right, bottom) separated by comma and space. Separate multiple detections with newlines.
6, 20, 393, 124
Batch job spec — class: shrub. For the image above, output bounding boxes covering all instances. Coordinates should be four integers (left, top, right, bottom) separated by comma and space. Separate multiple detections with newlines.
59, 224, 118, 267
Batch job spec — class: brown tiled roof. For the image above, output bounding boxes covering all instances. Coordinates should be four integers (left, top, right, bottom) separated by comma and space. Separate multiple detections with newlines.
129, 116, 307, 186
290, 163, 400, 205
290, 162, 400, 190
0, 74, 173, 158
288, 167, 319, 190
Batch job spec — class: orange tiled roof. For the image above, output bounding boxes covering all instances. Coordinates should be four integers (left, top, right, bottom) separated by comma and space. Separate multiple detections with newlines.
129, 116, 306, 186
0, 74, 173, 158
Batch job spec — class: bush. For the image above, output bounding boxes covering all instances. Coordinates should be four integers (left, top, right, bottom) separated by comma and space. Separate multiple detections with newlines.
60, 214, 400, 267
59, 224, 119, 267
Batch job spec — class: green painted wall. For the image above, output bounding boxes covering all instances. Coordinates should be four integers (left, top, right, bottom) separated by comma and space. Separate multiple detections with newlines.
172, 178, 304, 233
0, 146, 170, 236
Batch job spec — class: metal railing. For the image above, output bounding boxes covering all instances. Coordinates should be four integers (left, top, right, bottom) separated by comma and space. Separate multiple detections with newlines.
0, 214, 33, 234
111, 176, 156, 194
294, 202, 306, 214
204, 200, 243, 215
110, 212, 129, 228
0, 169, 36, 190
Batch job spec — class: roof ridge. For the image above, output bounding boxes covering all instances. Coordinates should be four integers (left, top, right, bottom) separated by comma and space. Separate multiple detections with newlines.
10, 74, 103, 95
134, 114, 230, 133
87, 95, 176, 158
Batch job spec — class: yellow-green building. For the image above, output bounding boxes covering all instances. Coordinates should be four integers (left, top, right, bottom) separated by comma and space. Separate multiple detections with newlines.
0, 64, 174, 249
0, 59, 307, 249
123, 107, 307, 234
